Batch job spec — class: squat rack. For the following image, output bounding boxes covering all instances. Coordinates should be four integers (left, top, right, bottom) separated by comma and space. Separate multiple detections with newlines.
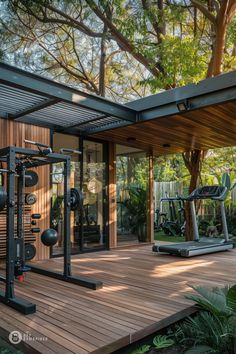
0, 146, 102, 315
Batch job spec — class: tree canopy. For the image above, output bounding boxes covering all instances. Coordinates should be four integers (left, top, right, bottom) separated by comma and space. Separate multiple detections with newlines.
0, 0, 235, 100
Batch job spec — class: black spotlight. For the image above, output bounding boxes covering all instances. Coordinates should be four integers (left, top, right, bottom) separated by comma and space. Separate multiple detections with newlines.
176, 99, 189, 112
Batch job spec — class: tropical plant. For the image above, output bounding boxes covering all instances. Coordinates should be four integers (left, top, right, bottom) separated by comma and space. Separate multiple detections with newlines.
51, 195, 63, 229
123, 185, 147, 241
153, 334, 174, 349
131, 334, 174, 354
177, 284, 236, 354
131, 345, 150, 354
220, 172, 236, 195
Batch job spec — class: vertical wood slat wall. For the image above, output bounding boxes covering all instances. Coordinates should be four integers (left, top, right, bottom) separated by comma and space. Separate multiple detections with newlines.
0, 118, 50, 260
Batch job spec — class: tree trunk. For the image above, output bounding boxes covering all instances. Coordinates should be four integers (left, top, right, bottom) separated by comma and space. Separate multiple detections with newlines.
182, 150, 204, 240
211, 22, 227, 76
98, 24, 107, 97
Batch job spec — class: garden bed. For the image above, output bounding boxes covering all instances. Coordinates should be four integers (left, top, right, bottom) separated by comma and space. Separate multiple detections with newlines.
115, 283, 236, 354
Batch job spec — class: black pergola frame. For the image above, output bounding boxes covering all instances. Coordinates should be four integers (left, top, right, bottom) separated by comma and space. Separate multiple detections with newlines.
1, 62, 236, 137
0, 62, 137, 135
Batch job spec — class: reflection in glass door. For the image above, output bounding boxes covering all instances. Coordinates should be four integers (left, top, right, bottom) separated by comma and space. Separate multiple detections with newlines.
82, 140, 107, 250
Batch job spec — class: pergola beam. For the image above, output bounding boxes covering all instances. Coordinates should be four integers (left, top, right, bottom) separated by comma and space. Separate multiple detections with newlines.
139, 86, 236, 122
8, 98, 61, 120
0, 62, 137, 123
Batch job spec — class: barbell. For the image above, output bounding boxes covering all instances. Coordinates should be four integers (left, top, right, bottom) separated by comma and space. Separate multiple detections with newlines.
0, 185, 83, 212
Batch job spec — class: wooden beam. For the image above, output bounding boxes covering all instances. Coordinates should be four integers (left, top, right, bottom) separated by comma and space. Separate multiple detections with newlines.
147, 153, 154, 243
108, 142, 117, 248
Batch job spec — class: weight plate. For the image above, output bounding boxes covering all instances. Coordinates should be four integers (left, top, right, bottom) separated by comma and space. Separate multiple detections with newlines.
70, 188, 84, 211
25, 193, 37, 205
25, 244, 36, 261
25, 170, 39, 188
0, 186, 7, 212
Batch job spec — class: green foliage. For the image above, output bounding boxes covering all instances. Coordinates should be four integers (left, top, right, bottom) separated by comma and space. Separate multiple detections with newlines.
0, 349, 23, 354
123, 185, 147, 226
226, 285, 236, 313
185, 285, 233, 318
178, 284, 236, 354
1, 0, 236, 100
201, 147, 236, 187
221, 172, 236, 192
154, 154, 189, 183
131, 345, 150, 354
143, 35, 207, 91
131, 334, 174, 354
185, 345, 217, 354
51, 195, 63, 225
221, 172, 231, 190
153, 334, 174, 349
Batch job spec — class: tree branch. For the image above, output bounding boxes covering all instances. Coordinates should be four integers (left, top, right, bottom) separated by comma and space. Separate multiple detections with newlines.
191, 0, 216, 24
85, 0, 161, 77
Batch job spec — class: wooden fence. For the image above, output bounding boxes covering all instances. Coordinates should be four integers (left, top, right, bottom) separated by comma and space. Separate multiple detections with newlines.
154, 181, 236, 221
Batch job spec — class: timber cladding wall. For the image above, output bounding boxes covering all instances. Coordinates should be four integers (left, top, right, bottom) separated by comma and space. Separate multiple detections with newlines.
0, 118, 51, 260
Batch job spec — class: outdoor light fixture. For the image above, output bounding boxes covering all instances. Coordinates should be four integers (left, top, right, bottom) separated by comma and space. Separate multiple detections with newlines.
176, 99, 189, 112
162, 143, 171, 148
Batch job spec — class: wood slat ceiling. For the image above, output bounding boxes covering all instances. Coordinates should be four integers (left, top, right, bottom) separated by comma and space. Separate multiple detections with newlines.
92, 100, 236, 156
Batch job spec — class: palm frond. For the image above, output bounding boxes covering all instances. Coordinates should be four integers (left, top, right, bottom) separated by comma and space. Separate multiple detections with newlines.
186, 286, 232, 317
226, 285, 236, 313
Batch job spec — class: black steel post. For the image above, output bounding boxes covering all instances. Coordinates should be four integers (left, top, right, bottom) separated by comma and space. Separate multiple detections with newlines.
6, 148, 15, 299
0, 148, 37, 314
63, 157, 71, 277
16, 165, 25, 271
79, 137, 84, 252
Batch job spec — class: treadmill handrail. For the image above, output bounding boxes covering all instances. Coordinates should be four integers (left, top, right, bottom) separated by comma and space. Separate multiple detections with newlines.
188, 186, 228, 201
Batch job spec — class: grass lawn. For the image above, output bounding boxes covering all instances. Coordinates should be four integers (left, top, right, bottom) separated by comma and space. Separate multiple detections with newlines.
154, 231, 185, 243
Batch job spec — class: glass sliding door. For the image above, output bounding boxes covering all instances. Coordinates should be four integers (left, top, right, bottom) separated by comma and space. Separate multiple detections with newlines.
82, 140, 108, 251
116, 144, 149, 245
52, 133, 81, 256
51, 134, 108, 256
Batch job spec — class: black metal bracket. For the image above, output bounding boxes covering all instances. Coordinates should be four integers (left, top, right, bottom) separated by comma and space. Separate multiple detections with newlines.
28, 266, 103, 290
0, 291, 36, 315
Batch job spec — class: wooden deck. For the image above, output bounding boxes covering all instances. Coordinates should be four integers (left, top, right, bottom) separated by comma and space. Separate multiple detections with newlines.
0, 245, 236, 354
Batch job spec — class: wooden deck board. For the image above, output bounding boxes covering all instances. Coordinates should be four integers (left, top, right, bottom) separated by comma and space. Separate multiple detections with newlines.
0, 245, 235, 354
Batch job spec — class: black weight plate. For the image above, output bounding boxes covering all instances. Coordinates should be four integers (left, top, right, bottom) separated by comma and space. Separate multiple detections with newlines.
25, 244, 36, 261
25, 193, 37, 205
25, 170, 39, 188
70, 188, 83, 211
0, 186, 7, 212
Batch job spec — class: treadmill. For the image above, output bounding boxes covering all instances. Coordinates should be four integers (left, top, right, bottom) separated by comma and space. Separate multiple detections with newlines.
152, 186, 233, 257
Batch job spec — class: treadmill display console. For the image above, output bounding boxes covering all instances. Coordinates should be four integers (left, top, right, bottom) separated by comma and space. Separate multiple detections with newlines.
190, 186, 226, 200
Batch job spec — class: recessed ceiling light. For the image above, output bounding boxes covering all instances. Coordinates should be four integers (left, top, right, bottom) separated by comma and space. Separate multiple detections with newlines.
127, 137, 136, 142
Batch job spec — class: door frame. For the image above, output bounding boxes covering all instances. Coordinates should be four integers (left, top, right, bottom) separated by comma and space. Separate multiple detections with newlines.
50, 133, 109, 257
